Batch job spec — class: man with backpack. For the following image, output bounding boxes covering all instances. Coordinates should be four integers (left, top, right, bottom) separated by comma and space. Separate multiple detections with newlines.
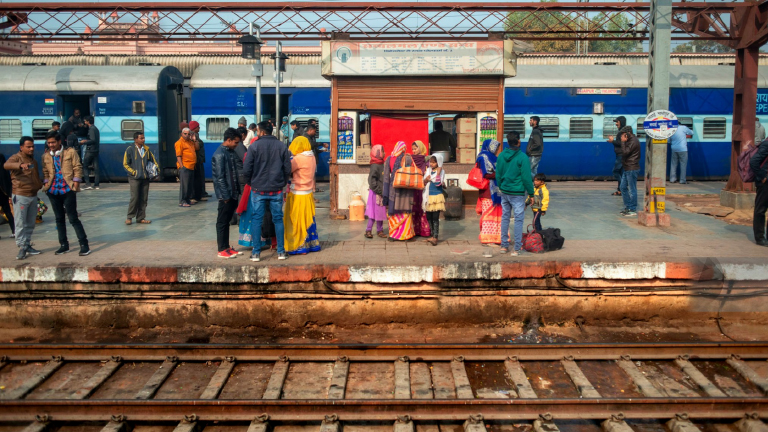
752, 139, 768, 246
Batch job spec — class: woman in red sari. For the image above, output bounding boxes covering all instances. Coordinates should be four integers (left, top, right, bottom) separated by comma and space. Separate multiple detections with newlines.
476, 139, 503, 245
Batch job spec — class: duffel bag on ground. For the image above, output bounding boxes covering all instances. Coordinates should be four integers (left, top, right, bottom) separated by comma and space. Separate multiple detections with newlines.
522, 221, 545, 253
539, 227, 565, 251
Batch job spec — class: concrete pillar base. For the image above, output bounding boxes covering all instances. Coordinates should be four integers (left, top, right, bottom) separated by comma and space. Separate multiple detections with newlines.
637, 211, 671, 227
720, 189, 755, 210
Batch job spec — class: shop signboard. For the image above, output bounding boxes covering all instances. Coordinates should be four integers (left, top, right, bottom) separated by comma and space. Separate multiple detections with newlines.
322, 40, 516, 77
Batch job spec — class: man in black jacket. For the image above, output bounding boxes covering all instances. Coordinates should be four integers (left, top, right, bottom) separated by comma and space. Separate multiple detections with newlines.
606, 116, 627, 196
212, 128, 242, 259
80, 116, 100, 190
751, 139, 768, 246
243, 121, 292, 262
526, 116, 544, 178
619, 126, 641, 217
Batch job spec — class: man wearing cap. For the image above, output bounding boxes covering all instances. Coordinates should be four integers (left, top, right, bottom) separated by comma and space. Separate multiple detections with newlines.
189, 121, 209, 201
175, 128, 196, 207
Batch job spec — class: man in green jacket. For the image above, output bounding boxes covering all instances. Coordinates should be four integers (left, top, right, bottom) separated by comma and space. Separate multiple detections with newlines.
496, 131, 535, 256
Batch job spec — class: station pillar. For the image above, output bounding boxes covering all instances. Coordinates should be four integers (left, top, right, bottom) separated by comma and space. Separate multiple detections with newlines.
638, 0, 672, 227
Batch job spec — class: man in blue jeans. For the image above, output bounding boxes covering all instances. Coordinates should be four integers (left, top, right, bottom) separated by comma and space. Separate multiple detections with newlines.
242, 120, 293, 261
496, 132, 535, 256
618, 126, 641, 216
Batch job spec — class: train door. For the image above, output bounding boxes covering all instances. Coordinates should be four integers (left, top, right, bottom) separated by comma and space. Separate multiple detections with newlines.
58, 95, 91, 136
159, 83, 184, 179
262, 94, 291, 122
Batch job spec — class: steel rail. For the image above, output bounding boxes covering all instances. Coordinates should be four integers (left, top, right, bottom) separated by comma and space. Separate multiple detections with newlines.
0, 398, 766, 421
1, 342, 767, 361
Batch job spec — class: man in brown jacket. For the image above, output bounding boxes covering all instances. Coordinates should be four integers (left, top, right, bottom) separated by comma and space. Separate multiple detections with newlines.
42, 130, 90, 256
3, 136, 43, 260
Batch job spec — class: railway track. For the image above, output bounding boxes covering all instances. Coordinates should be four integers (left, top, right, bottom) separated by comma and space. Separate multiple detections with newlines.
0, 343, 767, 432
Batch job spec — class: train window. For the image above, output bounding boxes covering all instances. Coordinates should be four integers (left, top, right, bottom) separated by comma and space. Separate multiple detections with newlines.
539, 117, 559, 138
678, 117, 694, 130
132, 101, 146, 114
504, 117, 526, 139
569, 118, 593, 139
703, 117, 727, 139
32, 119, 54, 140
206, 118, 230, 141
636, 119, 645, 139
603, 118, 618, 139
0, 119, 21, 140
121, 120, 144, 141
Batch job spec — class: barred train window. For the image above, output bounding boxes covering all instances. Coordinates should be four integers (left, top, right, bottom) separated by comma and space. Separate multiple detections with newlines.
0, 119, 21, 140
636, 119, 645, 139
678, 117, 694, 130
569, 117, 593, 139
603, 118, 618, 139
504, 117, 526, 139
121, 119, 144, 141
206, 118, 230, 141
703, 117, 726, 139
539, 117, 559, 138
32, 119, 55, 140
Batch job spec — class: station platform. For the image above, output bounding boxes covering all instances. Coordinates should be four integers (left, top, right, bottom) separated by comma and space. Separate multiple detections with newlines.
0, 180, 765, 286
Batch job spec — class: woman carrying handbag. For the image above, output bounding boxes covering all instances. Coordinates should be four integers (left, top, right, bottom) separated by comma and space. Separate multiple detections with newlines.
383, 141, 422, 241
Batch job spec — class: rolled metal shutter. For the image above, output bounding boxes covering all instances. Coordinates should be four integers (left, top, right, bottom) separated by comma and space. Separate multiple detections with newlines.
336, 76, 502, 112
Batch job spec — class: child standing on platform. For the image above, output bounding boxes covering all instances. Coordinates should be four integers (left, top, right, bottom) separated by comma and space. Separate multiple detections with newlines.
423, 154, 446, 246
365, 145, 387, 238
531, 173, 549, 231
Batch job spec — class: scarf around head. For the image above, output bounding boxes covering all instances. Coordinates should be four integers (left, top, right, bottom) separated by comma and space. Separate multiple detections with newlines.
477, 139, 502, 204
389, 141, 407, 170
422, 153, 447, 210
289, 136, 312, 156
412, 140, 427, 171
370, 144, 385, 164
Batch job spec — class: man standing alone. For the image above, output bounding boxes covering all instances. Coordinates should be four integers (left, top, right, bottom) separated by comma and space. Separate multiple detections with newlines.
619, 126, 641, 217
243, 121, 292, 262
42, 131, 90, 256
756, 119, 766, 145
4, 136, 43, 260
428, 121, 457, 158
80, 116, 100, 190
123, 132, 158, 225
606, 116, 626, 196
175, 128, 196, 207
496, 132, 534, 257
669, 123, 694, 184
212, 128, 242, 259
526, 116, 544, 178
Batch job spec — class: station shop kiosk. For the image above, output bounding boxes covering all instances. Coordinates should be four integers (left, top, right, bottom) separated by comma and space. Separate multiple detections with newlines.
321, 40, 516, 215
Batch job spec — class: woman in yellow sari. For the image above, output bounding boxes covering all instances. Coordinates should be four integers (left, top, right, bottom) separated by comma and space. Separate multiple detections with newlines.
284, 136, 321, 255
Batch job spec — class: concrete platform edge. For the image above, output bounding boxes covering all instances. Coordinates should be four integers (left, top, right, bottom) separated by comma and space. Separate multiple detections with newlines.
2, 259, 768, 284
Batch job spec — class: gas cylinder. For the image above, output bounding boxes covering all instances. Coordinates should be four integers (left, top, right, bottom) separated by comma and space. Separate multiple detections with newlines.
443, 178, 464, 220
349, 192, 366, 221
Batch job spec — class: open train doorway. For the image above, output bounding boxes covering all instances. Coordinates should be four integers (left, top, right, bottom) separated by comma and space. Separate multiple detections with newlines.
58, 95, 91, 138
261, 94, 290, 123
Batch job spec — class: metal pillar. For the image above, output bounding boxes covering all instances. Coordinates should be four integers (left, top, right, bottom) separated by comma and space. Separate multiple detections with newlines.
639, 0, 671, 227
275, 41, 282, 135
250, 23, 263, 124
726, 46, 759, 193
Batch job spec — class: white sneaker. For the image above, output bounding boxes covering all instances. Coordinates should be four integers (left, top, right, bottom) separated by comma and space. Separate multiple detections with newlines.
510, 250, 519, 257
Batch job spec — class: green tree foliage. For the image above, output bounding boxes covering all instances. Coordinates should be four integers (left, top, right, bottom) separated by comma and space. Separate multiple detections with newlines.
505, 0, 638, 53
673, 40, 734, 53
588, 12, 638, 53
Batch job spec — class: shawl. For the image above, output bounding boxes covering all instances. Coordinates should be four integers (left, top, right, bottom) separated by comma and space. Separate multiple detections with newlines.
370, 144, 385, 165
289, 136, 312, 155
389, 141, 407, 171
476, 139, 502, 204
422, 153, 446, 210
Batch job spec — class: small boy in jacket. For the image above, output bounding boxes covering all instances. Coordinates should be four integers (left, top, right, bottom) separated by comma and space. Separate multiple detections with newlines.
531, 173, 549, 231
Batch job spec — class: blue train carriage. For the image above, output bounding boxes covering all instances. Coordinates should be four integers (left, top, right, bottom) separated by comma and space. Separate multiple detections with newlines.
189, 63, 331, 180
502, 64, 768, 180
0, 65, 185, 181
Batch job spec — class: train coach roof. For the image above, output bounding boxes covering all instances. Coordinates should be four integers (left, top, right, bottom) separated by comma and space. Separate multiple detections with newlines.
0, 66, 184, 92
190, 64, 328, 88
506, 64, 768, 88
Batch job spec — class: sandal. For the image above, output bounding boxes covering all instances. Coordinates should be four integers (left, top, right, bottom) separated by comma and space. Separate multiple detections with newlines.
138, 219, 152, 224
429, 238, 438, 246
377, 231, 387, 238
612, 191, 622, 196
125, 219, 132, 225
364, 231, 373, 239
180, 203, 191, 207
500, 247, 509, 253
